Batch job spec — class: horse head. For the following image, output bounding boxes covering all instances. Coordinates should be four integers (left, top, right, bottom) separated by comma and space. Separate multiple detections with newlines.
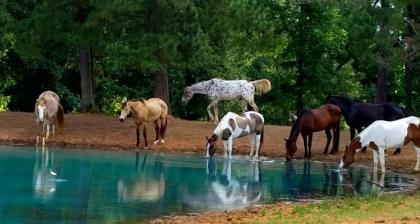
119, 99, 131, 122
339, 137, 361, 170
181, 87, 193, 106
35, 98, 47, 123
206, 134, 218, 157
284, 138, 297, 161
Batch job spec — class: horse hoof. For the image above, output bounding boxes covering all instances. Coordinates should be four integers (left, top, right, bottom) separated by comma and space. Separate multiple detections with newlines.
144, 147, 149, 150
160, 139, 165, 144
153, 140, 159, 145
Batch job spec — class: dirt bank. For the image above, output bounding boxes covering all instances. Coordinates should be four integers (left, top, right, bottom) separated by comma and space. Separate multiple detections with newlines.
0, 112, 418, 173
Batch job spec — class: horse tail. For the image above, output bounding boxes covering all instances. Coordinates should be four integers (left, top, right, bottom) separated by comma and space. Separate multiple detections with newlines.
57, 104, 64, 129
251, 79, 271, 95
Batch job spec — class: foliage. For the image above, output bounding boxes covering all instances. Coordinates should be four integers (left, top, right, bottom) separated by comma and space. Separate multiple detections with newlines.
0, 0, 419, 124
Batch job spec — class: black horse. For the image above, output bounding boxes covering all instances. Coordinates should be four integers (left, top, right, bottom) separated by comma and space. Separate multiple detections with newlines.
324, 95, 407, 154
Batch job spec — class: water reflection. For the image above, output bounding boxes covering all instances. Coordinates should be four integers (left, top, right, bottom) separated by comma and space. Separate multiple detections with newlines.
0, 146, 416, 223
32, 145, 57, 200
117, 152, 165, 202
184, 158, 262, 210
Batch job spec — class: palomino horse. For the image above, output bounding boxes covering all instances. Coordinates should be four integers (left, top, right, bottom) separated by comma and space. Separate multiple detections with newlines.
339, 116, 420, 173
34, 91, 64, 145
285, 104, 341, 160
324, 95, 406, 154
119, 98, 168, 150
206, 111, 264, 159
181, 78, 271, 123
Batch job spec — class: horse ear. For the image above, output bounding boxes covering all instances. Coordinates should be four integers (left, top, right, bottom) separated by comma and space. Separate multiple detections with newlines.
345, 145, 349, 151
284, 138, 288, 142
122, 97, 127, 103
206, 136, 210, 141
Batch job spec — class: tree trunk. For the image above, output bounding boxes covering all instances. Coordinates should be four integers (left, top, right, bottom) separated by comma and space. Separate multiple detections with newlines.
375, 50, 387, 104
404, 4, 415, 114
375, 0, 389, 104
154, 65, 170, 113
80, 47, 94, 112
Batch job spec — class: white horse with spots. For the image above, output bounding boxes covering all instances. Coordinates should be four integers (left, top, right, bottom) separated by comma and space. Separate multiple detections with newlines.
205, 111, 264, 159
339, 116, 420, 173
181, 78, 271, 123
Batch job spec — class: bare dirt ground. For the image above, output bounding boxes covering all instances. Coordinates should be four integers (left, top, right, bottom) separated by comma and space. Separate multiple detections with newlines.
0, 112, 419, 223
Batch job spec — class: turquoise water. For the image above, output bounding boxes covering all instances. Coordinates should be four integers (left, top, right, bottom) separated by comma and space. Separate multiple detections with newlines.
0, 145, 417, 223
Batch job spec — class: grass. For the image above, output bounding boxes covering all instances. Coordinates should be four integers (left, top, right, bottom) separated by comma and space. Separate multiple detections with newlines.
251, 192, 420, 224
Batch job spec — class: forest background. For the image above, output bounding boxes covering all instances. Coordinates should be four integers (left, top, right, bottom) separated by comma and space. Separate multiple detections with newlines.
0, 0, 419, 124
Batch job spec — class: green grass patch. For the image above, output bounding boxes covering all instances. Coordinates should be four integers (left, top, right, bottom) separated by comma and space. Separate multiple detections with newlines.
254, 192, 420, 224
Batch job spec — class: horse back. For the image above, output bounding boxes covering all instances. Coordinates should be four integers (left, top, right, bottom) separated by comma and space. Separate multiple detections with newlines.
145, 98, 168, 119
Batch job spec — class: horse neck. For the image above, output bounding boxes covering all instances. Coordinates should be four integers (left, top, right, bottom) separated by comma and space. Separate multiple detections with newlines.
130, 101, 147, 119
288, 115, 304, 142
189, 80, 212, 95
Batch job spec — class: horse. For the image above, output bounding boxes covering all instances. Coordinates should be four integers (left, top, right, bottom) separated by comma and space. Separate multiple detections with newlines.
119, 98, 168, 150
284, 104, 341, 161
205, 111, 264, 158
339, 116, 420, 173
181, 78, 271, 123
324, 95, 407, 154
34, 91, 64, 146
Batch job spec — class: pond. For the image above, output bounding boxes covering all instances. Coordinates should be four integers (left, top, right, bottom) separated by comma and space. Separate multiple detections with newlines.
0, 145, 417, 223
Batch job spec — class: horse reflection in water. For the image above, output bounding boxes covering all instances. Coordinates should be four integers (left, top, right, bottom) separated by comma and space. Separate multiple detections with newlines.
33, 145, 58, 200
117, 153, 165, 202
284, 161, 386, 198
184, 158, 261, 210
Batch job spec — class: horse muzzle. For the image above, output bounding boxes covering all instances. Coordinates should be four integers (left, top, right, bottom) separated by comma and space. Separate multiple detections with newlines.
119, 118, 125, 122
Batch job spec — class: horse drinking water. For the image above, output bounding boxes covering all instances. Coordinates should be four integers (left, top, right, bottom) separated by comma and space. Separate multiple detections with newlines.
34, 91, 64, 146
181, 78, 271, 123
119, 98, 168, 150
324, 95, 406, 154
285, 104, 341, 160
339, 116, 420, 173
206, 111, 264, 158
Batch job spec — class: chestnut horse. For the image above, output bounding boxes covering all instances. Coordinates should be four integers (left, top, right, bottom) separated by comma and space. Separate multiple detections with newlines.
285, 104, 341, 160
119, 98, 168, 150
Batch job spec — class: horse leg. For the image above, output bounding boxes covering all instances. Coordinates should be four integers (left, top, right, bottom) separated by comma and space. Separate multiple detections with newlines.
302, 133, 308, 158
153, 120, 160, 145
324, 129, 332, 154
159, 117, 167, 144
379, 148, 386, 173
223, 140, 229, 158
331, 123, 340, 154
46, 124, 50, 139
207, 101, 217, 122
255, 133, 261, 158
248, 134, 255, 157
350, 126, 356, 141
414, 146, 420, 171
227, 138, 233, 159
142, 124, 148, 150
372, 149, 379, 171
214, 104, 219, 123
308, 133, 312, 158
248, 100, 259, 112
241, 99, 248, 113
136, 128, 140, 148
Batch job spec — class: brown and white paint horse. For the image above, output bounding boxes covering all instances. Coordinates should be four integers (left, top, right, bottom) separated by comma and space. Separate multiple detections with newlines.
181, 78, 271, 123
339, 116, 420, 173
119, 98, 168, 150
35, 91, 64, 146
206, 111, 264, 158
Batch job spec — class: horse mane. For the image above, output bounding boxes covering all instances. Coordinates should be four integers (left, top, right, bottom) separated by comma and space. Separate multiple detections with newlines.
288, 108, 310, 141
130, 98, 147, 104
